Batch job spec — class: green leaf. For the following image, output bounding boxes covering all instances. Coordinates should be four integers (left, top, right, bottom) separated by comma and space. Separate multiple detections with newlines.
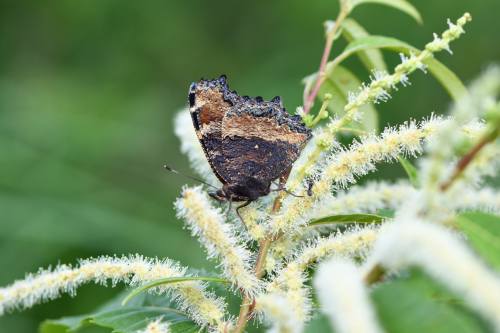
397, 155, 421, 188
93, 308, 199, 333
338, 36, 467, 102
372, 269, 487, 333
376, 209, 395, 219
123, 277, 231, 306
351, 0, 423, 25
40, 271, 226, 333
40, 315, 93, 333
304, 313, 331, 333
424, 59, 468, 102
317, 65, 379, 133
341, 18, 388, 73
456, 212, 500, 270
308, 213, 388, 227
41, 289, 200, 333
185, 268, 233, 304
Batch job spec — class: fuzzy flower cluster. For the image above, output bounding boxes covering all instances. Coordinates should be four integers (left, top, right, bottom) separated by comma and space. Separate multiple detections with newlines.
322, 180, 415, 215
234, 201, 271, 242
267, 180, 331, 235
139, 318, 171, 333
175, 185, 259, 296
314, 259, 383, 333
255, 293, 301, 333
322, 117, 484, 187
258, 285, 312, 327
368, 219, 500, 330
0, 255, 227, 330
315, 180, 500, 218
454, 64, 500, 120
325, 13, 471, 139
321, 120, 423, 187
269, 116, 484, 235
267, 224, 379, 278
398, 66, 500, 222
257, 224, 381, 325
315, 63, 500, 333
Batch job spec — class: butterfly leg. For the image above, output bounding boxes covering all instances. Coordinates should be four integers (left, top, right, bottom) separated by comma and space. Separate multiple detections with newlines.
307, 178, 314, 197
271, 181, 304, 198
226, 194, 234, 218
236, 200, 252, 230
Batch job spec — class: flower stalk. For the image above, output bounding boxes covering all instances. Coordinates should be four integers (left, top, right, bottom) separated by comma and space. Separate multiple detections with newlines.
303, 8, 349, 114
0, 256, 228, 329
441, 117, 500, 191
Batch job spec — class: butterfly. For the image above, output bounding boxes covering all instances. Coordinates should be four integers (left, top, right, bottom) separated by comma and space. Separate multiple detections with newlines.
188, 75, 312, 223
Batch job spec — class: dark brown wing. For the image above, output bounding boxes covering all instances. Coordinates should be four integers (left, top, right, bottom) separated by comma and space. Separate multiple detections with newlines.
221, 94, 312, 186
188, 75, 239, 184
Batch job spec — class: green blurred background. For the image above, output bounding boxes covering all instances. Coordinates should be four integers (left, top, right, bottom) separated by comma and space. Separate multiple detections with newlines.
0, 0, 498, 331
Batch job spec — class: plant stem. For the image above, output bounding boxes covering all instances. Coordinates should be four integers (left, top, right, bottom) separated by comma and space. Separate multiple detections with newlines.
303, 9, 348, 115
363, 264, 386, 285
232, 180, 288, 333
441, 122, 500, 191
234, 8, 352, 331
294, 146, 323, 182
338, 127, 369, 135
309, 97, 332, 128
271, 170, 291, 217
233, 296, 252, 333
256, 239, 273, 277
232, 235, 279, 333
303, 76, 316, 107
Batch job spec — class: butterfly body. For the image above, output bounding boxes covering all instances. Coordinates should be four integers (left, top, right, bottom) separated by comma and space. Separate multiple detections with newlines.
188, 75, 312, 217
209, 176, 271, 205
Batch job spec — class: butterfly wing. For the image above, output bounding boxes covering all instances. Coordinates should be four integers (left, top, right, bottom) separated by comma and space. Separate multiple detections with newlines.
221, 95, 312, 186
188, 75, 235, 184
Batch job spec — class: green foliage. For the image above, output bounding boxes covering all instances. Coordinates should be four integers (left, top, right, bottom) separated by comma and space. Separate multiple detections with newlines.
1, 0, 500, 332
372, 269, 489, 332
304, 17, 468, 136
457, 212, 500, 270
351, 0, 423, 24
41, 290, 199, 333
376, 209, 395, 219
307, 268, 490, 333
303, 66, 379, 132
40, 268, 230, 333
397, 155, 421, 188
304, 313, 331, 333
122, 277, 231, 306
339, 35, 468, 101
340, 18, 388, 73
308, 213, 388, 226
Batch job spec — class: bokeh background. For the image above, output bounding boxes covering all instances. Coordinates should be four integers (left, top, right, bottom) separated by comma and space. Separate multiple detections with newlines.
1, 0, 499, 331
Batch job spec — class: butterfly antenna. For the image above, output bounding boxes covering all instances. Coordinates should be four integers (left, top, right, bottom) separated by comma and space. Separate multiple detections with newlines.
164, 166, 219, 190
